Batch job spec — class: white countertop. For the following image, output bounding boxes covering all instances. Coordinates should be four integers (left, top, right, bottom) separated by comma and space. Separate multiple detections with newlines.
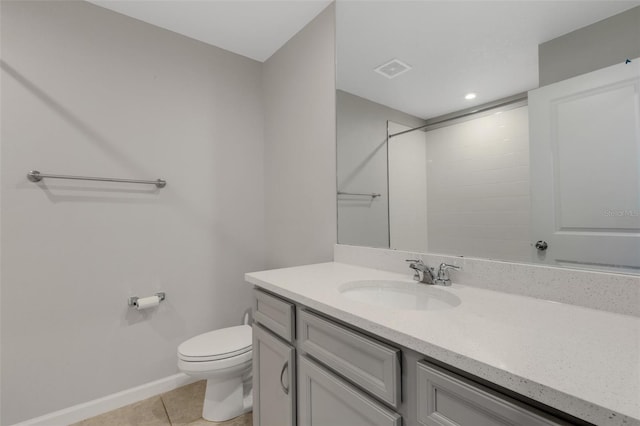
246, 262, 640, 426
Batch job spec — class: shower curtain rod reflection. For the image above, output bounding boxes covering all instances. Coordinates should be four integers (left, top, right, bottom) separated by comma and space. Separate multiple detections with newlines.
388, 92, 528, 139
27, 170, 167, 188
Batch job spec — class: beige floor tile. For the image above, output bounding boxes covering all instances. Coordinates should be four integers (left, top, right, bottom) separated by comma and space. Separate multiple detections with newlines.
160, 380, 206, 426
70, 396, 170, 426
186, 412, 253, 426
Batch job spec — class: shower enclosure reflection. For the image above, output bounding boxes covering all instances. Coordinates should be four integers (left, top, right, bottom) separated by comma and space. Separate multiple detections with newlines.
389, 103, 530, 262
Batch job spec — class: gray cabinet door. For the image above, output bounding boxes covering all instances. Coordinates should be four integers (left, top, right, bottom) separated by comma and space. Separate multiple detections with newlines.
253, 324, 295, 426
417, 362, 566, 426
298, 356, 402, 426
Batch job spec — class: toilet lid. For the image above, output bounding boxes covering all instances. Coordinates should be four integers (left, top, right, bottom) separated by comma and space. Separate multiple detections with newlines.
178, 325, 252, 362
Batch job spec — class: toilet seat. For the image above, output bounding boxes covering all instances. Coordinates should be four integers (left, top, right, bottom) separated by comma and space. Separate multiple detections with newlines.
177, 324, 254, 421
178, 349, 252, 375
178, 325, 252, 362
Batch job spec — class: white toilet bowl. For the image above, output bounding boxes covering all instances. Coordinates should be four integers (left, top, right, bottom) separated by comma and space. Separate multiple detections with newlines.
178, 325, 253, 422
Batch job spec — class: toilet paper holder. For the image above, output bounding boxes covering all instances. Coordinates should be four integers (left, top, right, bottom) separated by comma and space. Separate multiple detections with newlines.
128, 292, 166, 308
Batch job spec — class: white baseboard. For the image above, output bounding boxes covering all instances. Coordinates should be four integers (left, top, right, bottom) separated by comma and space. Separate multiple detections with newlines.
10, 373, 197, 426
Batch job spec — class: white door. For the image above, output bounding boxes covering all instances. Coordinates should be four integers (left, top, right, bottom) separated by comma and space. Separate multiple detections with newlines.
529, 58, 640, 271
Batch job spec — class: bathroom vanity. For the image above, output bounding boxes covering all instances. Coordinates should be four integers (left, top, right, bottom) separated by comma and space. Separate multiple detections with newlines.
247, 262, 640, 426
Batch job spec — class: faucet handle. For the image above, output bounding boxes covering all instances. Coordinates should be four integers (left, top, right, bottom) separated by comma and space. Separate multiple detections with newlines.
405, 259, 423, 265
435, 263, 461, 286
438, 263, 460, 274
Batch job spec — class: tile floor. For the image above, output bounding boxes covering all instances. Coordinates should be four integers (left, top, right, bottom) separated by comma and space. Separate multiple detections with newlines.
70, 381, 252, 426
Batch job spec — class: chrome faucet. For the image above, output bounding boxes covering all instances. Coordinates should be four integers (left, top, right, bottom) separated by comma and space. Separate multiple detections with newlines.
406, 259, 436, 284
434, 263, 461, 287
406, 260, 461, 286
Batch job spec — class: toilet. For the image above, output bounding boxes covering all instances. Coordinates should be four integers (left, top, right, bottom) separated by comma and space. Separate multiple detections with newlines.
178, 325, 253, 422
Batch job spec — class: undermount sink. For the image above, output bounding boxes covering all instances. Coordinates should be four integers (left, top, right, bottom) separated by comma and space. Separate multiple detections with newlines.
339, 280, 461, 311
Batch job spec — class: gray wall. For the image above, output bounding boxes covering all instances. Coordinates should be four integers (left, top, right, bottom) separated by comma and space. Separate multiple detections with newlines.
539, 6, 640, 86
1, 1, 265, 423
263, 5, 336, 269
337, 90, 426, 248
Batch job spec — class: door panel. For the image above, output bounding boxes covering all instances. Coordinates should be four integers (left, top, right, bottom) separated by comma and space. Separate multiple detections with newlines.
298, 356, 401, 426
253, 324, 295, 426
529, 58, 640, 270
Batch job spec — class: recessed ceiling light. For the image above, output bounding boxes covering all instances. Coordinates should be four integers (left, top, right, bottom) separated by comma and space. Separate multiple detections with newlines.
465, 93, 477, 100
374, 59, 412, 79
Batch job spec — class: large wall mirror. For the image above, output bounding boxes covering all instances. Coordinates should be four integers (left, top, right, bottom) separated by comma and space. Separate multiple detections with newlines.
336, 1, 640, 274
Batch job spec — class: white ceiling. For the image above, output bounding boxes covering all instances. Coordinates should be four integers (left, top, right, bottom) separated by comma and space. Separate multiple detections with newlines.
86, 0, 639, 118
87, 0, 332, 62
337, 1, 640, 119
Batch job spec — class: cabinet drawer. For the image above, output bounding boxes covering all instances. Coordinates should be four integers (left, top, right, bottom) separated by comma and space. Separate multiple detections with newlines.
254, 289, 295, 342
417, 362, 566, 426
298, 309, 400, 408
298, 356, 401, 426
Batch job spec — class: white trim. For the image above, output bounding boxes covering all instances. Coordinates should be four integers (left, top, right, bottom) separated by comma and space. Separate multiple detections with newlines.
10, 373, 197, 426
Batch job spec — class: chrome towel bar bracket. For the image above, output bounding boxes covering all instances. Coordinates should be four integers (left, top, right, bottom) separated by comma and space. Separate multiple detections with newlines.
27, 170, 166, 188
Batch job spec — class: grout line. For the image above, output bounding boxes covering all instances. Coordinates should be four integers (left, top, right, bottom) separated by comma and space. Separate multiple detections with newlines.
158, 395, 172, 426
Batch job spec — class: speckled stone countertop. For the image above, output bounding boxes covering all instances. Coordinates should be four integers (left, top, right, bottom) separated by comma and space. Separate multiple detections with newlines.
246, 262, 640, 426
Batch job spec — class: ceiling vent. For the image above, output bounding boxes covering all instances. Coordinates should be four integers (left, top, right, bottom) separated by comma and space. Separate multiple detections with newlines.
374, 59, 412, 79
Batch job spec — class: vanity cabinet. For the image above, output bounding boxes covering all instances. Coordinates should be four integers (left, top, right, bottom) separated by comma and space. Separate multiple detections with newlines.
252, 288, 574, 426
253, 288, 404, 426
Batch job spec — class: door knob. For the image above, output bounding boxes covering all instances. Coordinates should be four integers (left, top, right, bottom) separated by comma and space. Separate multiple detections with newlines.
535, 241, 548, 251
